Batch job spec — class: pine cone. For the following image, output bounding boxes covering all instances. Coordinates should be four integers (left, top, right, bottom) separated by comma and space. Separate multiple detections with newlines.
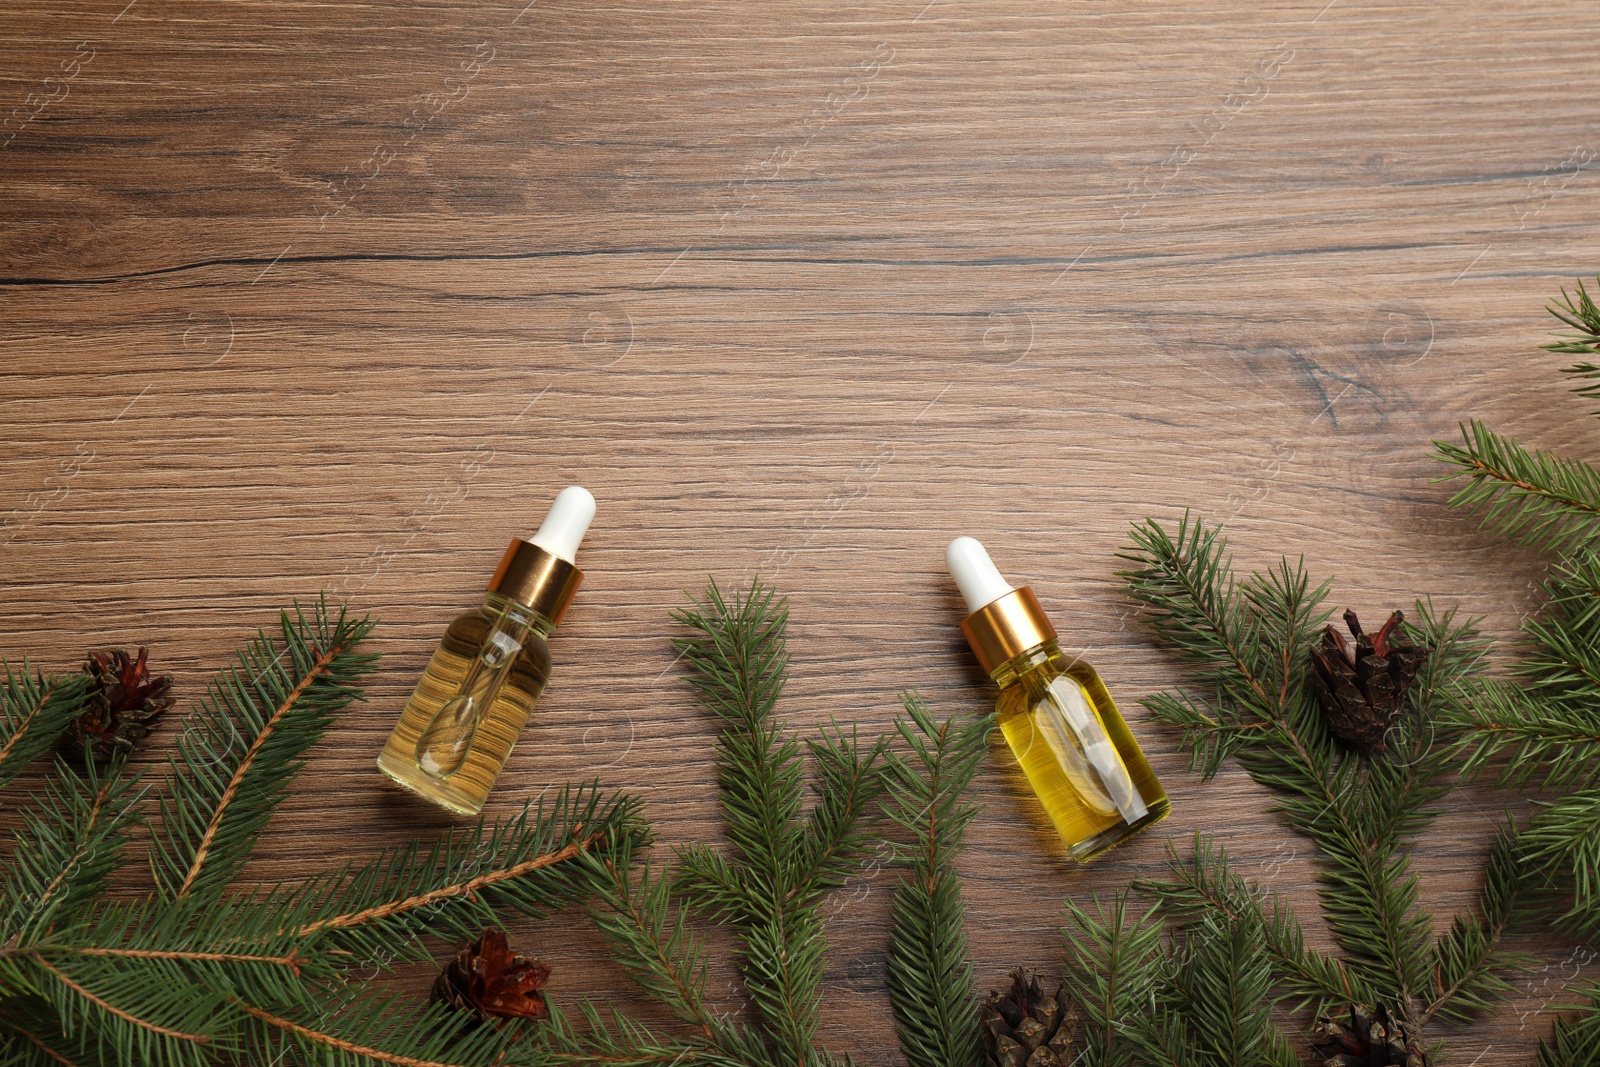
979, 969, 1078, 1067
432, 927, 551, 1022
1311, 1004, 1427, 1066
1309, 610, 1428, 755
64, 648, 174, 763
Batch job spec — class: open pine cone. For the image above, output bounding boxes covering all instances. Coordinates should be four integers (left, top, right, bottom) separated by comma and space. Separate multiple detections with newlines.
1309, 609, 1428, 755
1311, 1004, 1427, 1066
979, 969, 1077, 1067
432, 927, 551, 1022
64, 647, 174, 763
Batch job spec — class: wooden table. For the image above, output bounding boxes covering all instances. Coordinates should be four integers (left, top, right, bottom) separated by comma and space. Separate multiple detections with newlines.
4, 1, 1598, 1062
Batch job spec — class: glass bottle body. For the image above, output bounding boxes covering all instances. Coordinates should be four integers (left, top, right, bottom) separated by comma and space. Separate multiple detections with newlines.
992, 638, 1168, 861
377, 592, 553, 816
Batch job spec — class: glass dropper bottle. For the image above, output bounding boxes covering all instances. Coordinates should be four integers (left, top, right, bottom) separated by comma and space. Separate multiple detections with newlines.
947, 536, 1169, 860
377, 486, 595, 816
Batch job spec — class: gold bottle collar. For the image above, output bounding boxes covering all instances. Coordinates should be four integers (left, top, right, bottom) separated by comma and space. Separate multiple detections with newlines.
487, 539, 583, 625
960, 586, 1057, 676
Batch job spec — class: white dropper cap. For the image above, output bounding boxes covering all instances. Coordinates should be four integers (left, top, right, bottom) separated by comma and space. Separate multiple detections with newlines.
946, 536, 1015, 614
529, 486, 596, 564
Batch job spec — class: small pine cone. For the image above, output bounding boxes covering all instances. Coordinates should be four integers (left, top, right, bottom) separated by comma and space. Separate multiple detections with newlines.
1310, 610, 1428, 756
1311, 1004, 1427, 1067
432, 928, 551, 1022
64, 648, 174, 763
979, 969, 1078, 1067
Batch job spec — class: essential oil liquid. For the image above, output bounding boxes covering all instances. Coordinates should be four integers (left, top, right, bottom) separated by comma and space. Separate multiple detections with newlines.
377, 595, 552, 816
994, 644, 1168, 861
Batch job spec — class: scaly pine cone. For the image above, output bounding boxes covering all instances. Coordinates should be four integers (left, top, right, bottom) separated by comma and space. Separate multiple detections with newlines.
1310, 609, 1428, 755
432, 927, 551, 1022
64, 648, 174, 763
1311, 1004, 1428, 1066
979, 969, 1078, 1067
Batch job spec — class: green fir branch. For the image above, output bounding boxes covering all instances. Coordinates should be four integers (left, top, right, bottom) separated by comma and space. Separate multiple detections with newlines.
1563, 362, 1600, 413
736, 877, 828, 1059
1403, 597, 1493, 723
1537, 983, 1600, 1067
537, 1001, 762, 1067
1519, 792, 1600, 937
1118, 513, 1326, 723
672, 843, 749, 925
294, 782, 646, 965
673, 578, 818, 1058
0, 595, 674, 1067
1, 758, 146, 945
572, 843, 781, 1065
1092, 344, 1599, 1061
1544, 277, 1600, 414
1429, 350, 1600, 1056
0, 996, 87, 1066
1138, 834, 1369, 1012
794, 723, 889, 901
1441, 553, 1600, 788
1431, 420, 1600, 555
1119, 515, 1518, 1041
1140, 688, 1252, 781
152, 598, 378, 903
881, 695, 989, 1067
0, 671, 92, 798
580, 839, 719, 1039
1546, 278, 1600, 357
1121, 516, 1456, 1009
236, 988, 522, 1067
1424, 819, 1534, 1025
670, 578, 886, 1067
1518, 549, 1600, 705
1443, 682, 1600, 788
1314, 828, 1434, 1009
24, 949, 227, 1067
673, 580, 802, 887
7, 890, 338, 1061
5, 889, 324, 989
1124, 910, 1291, 1067
1059, 892, 1165, 1067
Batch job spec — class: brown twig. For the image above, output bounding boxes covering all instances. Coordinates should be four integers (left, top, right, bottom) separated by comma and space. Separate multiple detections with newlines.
32, 955, 210, 1045
0, 679, 57, 768
52, 946, 302, 976
296, 830, 596, 936
599, 856, 716, 1040
234, 1001, 462, 1067
10, 1024, 80, 1067
1458, 455, 1600, 517
176, 636, 350, 898
30, 772, 121, 922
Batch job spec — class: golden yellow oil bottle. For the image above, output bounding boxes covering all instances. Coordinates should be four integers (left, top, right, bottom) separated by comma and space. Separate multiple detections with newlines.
947, 537, 1168, 860
377, 486, 594, 816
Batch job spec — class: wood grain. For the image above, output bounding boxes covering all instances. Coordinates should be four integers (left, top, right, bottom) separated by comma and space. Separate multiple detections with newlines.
3, 0, 1599, 1061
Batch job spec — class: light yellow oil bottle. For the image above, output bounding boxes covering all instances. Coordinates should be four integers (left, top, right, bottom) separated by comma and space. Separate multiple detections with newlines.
377, 487, 594, 816
947, 537, 1168, 860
